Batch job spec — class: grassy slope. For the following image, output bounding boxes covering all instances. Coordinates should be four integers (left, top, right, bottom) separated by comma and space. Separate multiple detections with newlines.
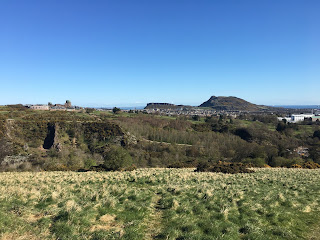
0, 169, 319, 240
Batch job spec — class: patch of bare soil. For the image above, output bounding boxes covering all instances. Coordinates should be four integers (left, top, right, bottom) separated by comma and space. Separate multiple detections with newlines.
90, 214, 123, 236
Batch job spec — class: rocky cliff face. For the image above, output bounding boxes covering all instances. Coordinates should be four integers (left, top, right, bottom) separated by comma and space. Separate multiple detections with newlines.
0, 120, 135, 170
145, 103, 192, 110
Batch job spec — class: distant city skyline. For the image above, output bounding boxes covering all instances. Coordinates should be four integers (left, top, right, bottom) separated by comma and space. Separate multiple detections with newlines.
0, 0, 319, 106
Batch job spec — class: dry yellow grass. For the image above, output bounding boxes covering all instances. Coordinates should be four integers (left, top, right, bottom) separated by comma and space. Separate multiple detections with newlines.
0, 168, 319, 239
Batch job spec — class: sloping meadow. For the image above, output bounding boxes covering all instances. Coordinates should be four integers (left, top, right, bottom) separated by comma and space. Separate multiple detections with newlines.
0, 168, 319, 239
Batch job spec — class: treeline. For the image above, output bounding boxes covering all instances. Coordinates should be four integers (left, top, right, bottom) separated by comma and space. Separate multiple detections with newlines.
116, 114, 320, 168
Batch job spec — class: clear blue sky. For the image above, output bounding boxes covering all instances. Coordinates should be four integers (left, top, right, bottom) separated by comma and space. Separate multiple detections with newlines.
0, 0, 319, 107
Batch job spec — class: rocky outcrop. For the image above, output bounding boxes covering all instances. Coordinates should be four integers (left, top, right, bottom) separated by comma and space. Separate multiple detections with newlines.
43, 123, 55, 149
145, 103, 192, 110
1, 155, 28, 167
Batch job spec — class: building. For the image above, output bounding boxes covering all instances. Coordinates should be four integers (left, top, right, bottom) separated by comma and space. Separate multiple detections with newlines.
50, 101, 75, 111
312, 116, 320, 122
65, 100, 72, 108
29, 105, 49, 110
278, 114, 315, 123
50, 105, 67, 111
27, 100, 78, 111
291, 114, 314, 122
277, 117, 292, 122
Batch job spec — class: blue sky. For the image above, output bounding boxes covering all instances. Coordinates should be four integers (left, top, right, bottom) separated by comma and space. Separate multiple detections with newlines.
0, 0, 319, 107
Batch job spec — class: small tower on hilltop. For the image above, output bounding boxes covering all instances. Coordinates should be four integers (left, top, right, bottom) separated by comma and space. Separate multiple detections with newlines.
65, 100, 71, 108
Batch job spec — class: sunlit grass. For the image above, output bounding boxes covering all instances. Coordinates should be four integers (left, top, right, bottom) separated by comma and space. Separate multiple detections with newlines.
0, 168, 319, 239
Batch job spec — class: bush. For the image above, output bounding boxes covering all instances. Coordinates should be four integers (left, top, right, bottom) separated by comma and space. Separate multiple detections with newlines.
192, 115, 200, 121
84, 158, 97, 169
269, 157, 304, 168
242, 158, 266, 167
168, 161, 196, 168
313, 130, 320, 139
301, 161, 320, 169
112, 107, 121, 114
234, 128, 253, 142
103, 146, 133, 171
195, 161, 253, 174
85, 108, 94, 114
290, 164, 302, 168
276, 122, 287, 132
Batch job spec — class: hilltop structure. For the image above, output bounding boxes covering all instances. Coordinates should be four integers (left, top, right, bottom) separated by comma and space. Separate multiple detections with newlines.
28, 100, 82, 111
29, 105, 49, 110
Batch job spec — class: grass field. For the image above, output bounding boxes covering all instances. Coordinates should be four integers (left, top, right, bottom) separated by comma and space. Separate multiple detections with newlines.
0, 169, 319, 240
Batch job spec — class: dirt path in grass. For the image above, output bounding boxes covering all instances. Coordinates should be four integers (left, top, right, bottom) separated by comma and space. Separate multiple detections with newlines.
141, 138, 192, 147
5, 119, 14, 139
307, 224, 320, 240
144, 192, 164, 240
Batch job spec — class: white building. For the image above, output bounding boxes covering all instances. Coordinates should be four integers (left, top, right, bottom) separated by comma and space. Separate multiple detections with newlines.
277, 117, 291, 122
278, 114, 314, 123
291, 114, 314, 122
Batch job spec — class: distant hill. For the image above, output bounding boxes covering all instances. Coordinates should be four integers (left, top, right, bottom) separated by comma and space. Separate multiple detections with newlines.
145, 103, 192, 110
199, 96, 275, 111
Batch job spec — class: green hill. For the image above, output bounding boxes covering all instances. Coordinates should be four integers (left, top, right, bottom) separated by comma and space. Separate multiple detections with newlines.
199, 96, 274, 111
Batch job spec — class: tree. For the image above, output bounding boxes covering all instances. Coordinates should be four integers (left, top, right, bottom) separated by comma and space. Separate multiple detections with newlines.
85, 108, 94, 114
113, 107, 121, 114
310, 146, 320, 164
234, 128, 253, 142
192, 115, 200, 121
313, 130, 320, 139
276, 122, 287, 132
103, 146, 133, 171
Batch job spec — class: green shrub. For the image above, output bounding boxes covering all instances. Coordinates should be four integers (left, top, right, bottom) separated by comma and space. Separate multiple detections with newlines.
234, 128, 253, 142
195, 161, 253, 174
84, 158, 97, 169
313, 130, 320, 139
167, 161, 196, 168
242, 158, 266, 167
103, 145, 133, 171
270, 157, 304, 168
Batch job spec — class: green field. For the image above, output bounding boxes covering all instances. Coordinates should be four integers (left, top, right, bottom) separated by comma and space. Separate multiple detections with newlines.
0, 168, 319, 240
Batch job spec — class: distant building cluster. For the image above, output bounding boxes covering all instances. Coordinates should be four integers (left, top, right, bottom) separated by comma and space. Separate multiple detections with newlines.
27, 100, 82, 111
144, 107, 239, 117
278, 112, 320, 123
